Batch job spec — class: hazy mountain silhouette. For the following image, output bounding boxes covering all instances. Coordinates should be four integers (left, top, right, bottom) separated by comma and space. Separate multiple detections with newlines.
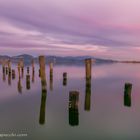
0, 54, 139, 65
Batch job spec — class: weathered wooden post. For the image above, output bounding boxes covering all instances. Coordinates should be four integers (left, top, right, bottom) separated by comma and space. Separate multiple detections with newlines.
39, 56, 47, 125
20, 59, 24, 78
6, 67, 8, 75
84, 58, 92, 111
69, 91, 79, 126
124, 83, 132, 107
27, 67, 30, 74
26, 74, 31, 90
12, 69, 16, 80
8, 66, 11, 85
7, 60, 11, 70
63, 72, 67, 86
17, 62, 21, 78
85, 58, 92, 80
39, 69, 41, 77
32, 59, 35, 83
2, 62, 6, 82
50, 62, 53, 90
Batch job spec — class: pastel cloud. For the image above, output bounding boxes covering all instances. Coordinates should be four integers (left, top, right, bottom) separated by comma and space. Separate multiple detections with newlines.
0, 0, 140, 60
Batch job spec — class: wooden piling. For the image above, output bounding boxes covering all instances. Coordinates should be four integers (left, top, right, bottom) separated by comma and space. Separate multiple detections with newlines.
27, 67, 30, 74
69, 91, 79, 126
26, 74, 31, 90
85, 58, 92, 80
124, 83, 132, 107
8, 68, 11, 85
50, 63, 53, 90
2, 66, 6, 82
63, 72, 67, 86
12, 69, 16, 79
32, 59, 35, 83
39, 55, 47, 125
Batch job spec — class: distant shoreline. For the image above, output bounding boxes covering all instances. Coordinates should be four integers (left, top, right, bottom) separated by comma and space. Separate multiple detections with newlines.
0, 54, 140, 65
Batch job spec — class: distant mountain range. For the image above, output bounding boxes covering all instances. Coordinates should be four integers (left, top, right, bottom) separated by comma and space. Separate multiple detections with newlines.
0, 54, 140, 65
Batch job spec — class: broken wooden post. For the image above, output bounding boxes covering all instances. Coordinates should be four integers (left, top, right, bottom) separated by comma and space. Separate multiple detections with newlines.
32, 59, 35, 83
27, 67, 30, 74
2, 63, 6, 82
69, 91, 79, 126
8, 67, 11, 85
124, 83, 132, 107
21, 60, 24, 78
50, 62, 53, 90
63, 72, 67, 86
17, 62, 21, 78
26, 74, 31, 90
6, 67, 8, 75
39, 56, 47, 125
84, 58, 92, 111
85, 58, 92, 80
39, 69, 41, 77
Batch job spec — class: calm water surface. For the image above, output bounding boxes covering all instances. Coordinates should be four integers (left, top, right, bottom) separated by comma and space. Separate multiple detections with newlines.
0, 63, 140, 140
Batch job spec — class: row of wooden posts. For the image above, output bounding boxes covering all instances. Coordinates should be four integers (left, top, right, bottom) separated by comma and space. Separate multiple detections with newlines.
1, 56, 132, 126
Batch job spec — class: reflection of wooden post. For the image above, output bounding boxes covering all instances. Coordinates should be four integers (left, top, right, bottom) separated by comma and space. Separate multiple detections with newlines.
85, 58, 92, 80
69, 91, 79, 126
39, 56, 47, 125
63, 72, 67, 86
50, 63, 53, 90
84, 78, 91, 111
12, 69, 16, 80
124, 83, 132, 107
8, 67, 11, 85
18, 76, 22, 93
26, 75, 30, 90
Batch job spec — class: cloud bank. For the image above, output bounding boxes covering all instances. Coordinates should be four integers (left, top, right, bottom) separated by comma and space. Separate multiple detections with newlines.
0, 0, 140, 60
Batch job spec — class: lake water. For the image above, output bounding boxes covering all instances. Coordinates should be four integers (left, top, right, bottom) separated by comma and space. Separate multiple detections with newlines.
0, 63, 140, 140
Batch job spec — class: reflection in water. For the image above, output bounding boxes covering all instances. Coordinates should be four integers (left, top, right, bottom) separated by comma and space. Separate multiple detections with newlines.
50, 63, 53, 91
85, 78, 91, 111
18, 76, 22, 94
39, 56, 47, 125
84, 59, 92, 111
124, 83, 132, 107
63, 72, 67, 86
69, 91, 79, 126
8, 68, 11, 85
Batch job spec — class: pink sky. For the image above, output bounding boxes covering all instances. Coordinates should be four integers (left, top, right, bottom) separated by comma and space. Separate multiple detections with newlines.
0, 0, 140, 60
